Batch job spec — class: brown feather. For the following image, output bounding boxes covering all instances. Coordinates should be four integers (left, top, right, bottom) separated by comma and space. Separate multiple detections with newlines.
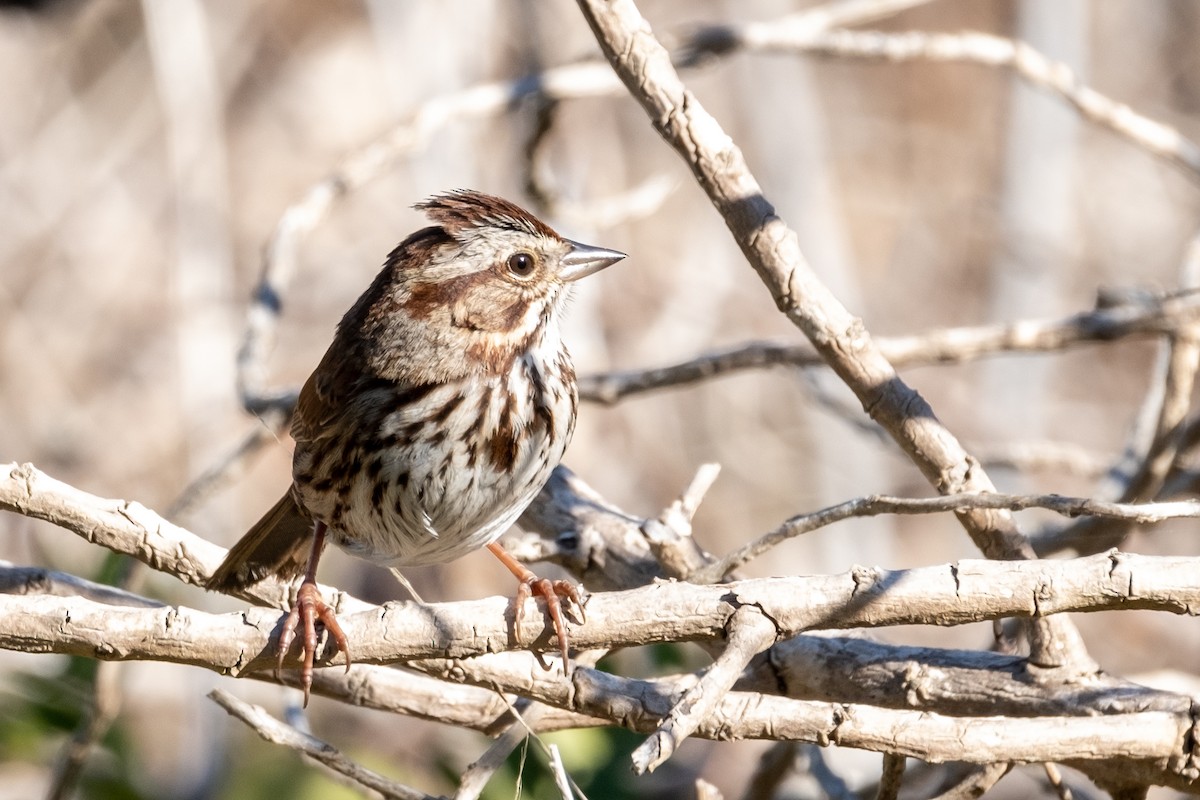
291, 349, 347, 446
206, 492, 314, 591
414, 190, 560, 239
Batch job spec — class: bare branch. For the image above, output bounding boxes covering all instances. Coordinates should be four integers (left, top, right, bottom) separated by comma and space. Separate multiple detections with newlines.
631, 605, 777, 773
0, 563, 163, 608
4, 552, 1196, 673
577, 292, 1200, 404
574, 0, 1057, 580
412, 651, 1200, 795
735, 28, 1200, 181
7, 568, 1190, 786
640, 463, 721, 580
740, 741, 798, 800
929, 763, 1013, 800
306, 664, 604, 735
1042, 762, 1075, 800
7, 458, 1197, 790
875, 753, 906, 800
1039, 233, 1200, 556
0, 461, 373, 616
438, 662, 1196, 787
167, 419, 286, 520
758, 634, 1188, 718
0, 462, 219, 588
299, 634, 1194, 745
47, 661, 123, 800
696, 492, 1200, 584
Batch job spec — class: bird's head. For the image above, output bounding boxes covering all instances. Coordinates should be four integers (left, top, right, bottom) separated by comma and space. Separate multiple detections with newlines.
344, 190, 624, 382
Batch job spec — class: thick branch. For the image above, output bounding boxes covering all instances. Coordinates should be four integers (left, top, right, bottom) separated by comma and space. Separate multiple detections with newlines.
8, 601, 1187, 786
1, 552, 1195, 673
415, 653, 1200, 794
0, 461, 372, 615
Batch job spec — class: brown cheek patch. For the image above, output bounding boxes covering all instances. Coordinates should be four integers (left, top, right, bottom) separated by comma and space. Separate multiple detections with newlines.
486, 295, 531, 332
404, 272, 482, 320
452, 287, 530, 333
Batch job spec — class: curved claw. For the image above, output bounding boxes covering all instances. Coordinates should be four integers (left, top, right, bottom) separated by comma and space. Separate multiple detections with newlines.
275, 581, 351, 706
512, 574, 585, 669
486, 542, 586, 671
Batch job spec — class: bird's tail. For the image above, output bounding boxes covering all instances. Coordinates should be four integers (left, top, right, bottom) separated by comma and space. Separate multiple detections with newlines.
207, 492, 315, 592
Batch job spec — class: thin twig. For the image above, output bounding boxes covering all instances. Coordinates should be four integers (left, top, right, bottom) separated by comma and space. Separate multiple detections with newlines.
454, 650, 605, 800
576, 292, 1200, 404
631, 605, 778, 773
209, 689, 440, 800
641, 462, 722, 579
693, 491, 1200, 584
46, 661, 123, 800
804, 745, 856, 800
875, 753, 906, 800
928, 762, 1013, 800
0, 563, 163, 608
1038, 232, 1200, 555
546, 744, 575, 800
454, 698, 540, 800
167, 417, 288, 520
1043, 762, 1074, 800
739, 741, 797, 800
738, 28, 1200, 180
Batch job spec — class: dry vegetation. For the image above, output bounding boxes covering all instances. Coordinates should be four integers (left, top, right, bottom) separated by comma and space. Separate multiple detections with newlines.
3, 1, 1200, 798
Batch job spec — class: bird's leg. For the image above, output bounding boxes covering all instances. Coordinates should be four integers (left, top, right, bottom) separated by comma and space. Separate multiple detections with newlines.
276, 521, 350, 706
486, 541, 585, 669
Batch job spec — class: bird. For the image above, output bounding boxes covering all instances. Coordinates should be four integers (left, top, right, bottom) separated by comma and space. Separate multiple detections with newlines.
208, 190, 624, 703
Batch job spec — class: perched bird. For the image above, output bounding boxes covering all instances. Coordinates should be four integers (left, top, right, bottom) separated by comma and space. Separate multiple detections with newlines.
208, 190, 624, 702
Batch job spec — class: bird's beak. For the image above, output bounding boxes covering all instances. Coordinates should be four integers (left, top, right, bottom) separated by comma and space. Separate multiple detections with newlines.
559, 239, 626, 282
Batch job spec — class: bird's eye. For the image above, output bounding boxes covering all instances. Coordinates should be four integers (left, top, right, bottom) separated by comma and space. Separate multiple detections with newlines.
506, 252, 535, 277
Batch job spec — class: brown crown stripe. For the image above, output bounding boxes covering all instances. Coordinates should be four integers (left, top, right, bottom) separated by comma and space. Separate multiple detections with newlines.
415, 190, 561, 240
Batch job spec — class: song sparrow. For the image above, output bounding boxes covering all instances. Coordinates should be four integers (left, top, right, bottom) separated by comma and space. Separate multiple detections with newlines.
208, 190, 624, 703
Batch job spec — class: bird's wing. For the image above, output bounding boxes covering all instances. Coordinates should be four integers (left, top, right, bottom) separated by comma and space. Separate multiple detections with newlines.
291, 344, 356, 445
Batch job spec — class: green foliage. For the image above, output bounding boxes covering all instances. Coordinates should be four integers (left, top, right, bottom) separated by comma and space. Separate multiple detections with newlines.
0, 658, 146, 800
480, 727, 643, 800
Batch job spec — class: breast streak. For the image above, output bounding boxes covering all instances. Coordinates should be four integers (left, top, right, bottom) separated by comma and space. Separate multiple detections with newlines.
335, 353, 572, 568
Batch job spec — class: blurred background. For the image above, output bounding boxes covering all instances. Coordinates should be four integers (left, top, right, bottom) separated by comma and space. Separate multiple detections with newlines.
3, 0, 1200, 797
